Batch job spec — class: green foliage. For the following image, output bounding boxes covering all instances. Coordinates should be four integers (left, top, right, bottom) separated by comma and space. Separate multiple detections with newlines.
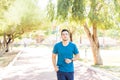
106, 29, 120, 39
114, 0, 120, 27
72, 0, 86, 22
0, 0, 15, 35
89, 0, 104, 23
47, 0, 55, 21
92, 65, 120, 70
56, 0, 71, 21
0, 0, 47, 39
114, 0, 120, 15
0, 0, 15, 16
88, 0, 119, 30
47, 0, 120, 38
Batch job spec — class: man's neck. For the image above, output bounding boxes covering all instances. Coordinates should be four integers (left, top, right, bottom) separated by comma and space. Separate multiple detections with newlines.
62, 40, 69, 46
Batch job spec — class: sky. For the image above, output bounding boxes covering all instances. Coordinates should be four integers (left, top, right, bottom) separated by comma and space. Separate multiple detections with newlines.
37, 0, 56, 10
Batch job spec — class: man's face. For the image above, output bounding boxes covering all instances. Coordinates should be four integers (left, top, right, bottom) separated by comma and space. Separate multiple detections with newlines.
61, 31, 69, 41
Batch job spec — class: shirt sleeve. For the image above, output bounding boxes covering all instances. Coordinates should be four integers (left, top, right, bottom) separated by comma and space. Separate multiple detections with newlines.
74, 44, 79, 55
52, 44, 58, 54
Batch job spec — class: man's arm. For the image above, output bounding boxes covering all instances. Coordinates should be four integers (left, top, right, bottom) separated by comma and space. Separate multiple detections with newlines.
52, 53, 59, 72
72, 53, 80, 61
65, 53, 80, 64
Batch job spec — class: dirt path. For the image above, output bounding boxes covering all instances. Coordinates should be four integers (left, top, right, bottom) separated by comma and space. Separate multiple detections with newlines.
0, 47, 119, 80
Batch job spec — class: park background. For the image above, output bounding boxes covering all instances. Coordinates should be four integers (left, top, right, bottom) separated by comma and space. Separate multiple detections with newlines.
0, 0, 120, 79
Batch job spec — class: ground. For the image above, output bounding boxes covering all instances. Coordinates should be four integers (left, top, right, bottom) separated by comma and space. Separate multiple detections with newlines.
0, 50, 19, 68
0, 45, 120, 80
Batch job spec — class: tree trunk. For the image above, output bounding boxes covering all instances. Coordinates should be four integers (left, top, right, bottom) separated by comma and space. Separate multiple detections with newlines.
3, 33, 8, 52
70, 32, 73, 42
5, 43, 9, 52
3, 33, 13, 52
83, 23, 103, 65
6, 34, 13, 52
0, 33, 14, 56
0, 43, 6, 56
0, 34, 7, 56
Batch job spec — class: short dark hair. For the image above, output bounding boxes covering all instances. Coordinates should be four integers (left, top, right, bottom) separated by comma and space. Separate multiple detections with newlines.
61, 29, 69, 34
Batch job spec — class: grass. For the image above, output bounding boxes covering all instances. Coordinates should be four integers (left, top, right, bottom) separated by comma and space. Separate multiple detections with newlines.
0, 50, 19, 67
79, 47, 120, 78
92, 65, 120, 78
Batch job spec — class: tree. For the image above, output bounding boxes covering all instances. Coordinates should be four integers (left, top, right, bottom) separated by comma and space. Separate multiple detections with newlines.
46, 0, 55, 22
0, 0, 16, 56
47, 0, 120, 65
0, 0, 45, 56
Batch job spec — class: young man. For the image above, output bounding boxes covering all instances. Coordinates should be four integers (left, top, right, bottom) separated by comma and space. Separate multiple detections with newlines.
52, 29, 80, 80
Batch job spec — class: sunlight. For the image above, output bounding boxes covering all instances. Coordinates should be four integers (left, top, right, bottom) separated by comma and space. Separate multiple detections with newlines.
37, 0, 56, 10
37, 0, 49, 10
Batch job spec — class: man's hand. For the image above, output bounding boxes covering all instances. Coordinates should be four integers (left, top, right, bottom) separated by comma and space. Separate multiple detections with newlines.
54, 66, 59, 72
65, 58, 72, 64
52, 53, 59, 72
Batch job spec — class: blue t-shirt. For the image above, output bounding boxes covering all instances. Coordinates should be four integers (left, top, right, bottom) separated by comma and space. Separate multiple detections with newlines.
52, 41, 79, 72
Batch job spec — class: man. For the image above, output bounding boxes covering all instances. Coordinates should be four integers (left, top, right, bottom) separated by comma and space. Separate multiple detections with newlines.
52, 29, 80, 80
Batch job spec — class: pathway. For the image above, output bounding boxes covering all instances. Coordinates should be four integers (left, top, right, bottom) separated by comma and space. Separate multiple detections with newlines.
0, 46, 120, 80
